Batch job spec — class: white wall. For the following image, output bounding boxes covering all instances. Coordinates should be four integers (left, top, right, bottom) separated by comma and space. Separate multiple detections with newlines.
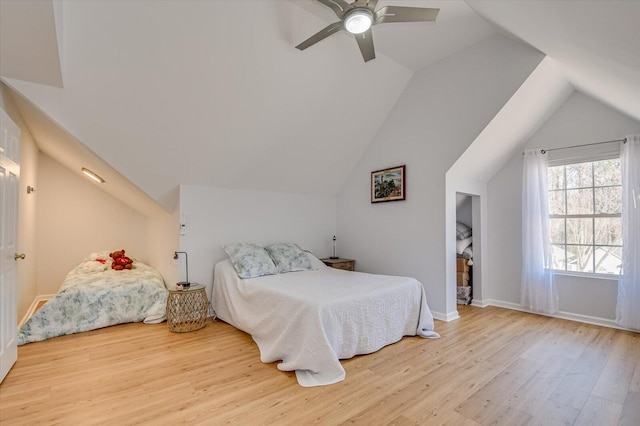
336, 35, 544, 319
1, 84, 38, 321
179, 185, 336, 298
487, 91, 640, 325
146, 210, 180, 289
456, 194, 472, 227
36, 152, 150, 294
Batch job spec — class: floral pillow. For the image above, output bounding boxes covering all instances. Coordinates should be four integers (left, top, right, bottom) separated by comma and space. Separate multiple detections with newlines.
265, 243, 313, 273
223, 243, 278, 279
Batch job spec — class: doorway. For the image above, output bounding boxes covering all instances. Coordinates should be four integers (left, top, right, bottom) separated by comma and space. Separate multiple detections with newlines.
453, 190, 484, 316
455, 193, 473, 306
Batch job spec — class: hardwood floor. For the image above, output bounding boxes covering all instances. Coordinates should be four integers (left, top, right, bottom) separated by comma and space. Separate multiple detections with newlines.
1, 306, 639, 425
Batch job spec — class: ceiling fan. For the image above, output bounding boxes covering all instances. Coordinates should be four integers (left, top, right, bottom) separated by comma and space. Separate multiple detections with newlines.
295, 0, 439, 62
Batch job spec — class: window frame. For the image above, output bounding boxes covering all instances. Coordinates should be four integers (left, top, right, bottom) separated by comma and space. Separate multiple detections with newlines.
547, 155, 622, 277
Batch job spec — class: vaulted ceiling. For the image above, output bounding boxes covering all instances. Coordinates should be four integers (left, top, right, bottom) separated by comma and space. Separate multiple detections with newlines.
469, 1, 640, 124
1, 1, 638, 213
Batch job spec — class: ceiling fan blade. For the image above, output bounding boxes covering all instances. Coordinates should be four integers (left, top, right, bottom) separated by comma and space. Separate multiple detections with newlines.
296, 21, 343, 51
375, 6, 439, 24
355, 28, 375, 62
352, 0, 379, 11
316, 0, 353, 19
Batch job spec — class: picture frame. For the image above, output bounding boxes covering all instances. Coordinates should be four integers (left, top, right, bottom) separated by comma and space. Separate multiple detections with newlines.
371, 165, 405, 203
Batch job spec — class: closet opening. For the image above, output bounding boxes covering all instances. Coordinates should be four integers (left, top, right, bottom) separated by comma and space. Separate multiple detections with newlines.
455, 192, 474, 308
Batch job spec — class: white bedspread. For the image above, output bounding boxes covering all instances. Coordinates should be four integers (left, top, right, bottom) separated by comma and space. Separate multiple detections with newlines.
212, 259, 439, 387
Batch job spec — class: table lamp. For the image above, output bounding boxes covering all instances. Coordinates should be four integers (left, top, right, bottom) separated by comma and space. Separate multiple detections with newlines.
173, 251, 190, 288
330, 235, 338, 259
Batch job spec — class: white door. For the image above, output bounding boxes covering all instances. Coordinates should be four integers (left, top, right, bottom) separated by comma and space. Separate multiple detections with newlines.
0, 107, 20, 383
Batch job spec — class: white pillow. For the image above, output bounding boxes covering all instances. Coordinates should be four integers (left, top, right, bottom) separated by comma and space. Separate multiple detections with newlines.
456, 237, 472, 255
77, 260, 109, 273
462, 245, 473, 259
81, 251, 111, 263
456, 222, 472, 240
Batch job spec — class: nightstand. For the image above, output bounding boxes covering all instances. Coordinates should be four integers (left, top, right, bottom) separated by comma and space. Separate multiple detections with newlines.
166, 283, 209, 332
321, 258, 355, 271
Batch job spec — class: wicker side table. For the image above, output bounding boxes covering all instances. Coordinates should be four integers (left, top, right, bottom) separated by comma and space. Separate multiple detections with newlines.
166, 283, 208, 332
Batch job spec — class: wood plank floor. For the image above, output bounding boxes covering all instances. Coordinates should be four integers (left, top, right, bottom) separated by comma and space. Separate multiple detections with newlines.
1, 306, 639, 425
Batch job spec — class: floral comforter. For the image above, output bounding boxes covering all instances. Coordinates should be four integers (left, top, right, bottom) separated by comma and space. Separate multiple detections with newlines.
18, 260, 168, 345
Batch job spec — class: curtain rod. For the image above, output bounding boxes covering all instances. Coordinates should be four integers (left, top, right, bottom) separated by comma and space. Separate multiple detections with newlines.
539, 137, 627, 154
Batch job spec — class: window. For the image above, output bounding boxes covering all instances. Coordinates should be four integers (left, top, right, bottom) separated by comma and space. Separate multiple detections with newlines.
548, 158, 622, 275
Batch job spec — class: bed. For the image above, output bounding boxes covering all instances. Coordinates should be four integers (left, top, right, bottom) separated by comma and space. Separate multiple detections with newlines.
212, 243, 439, 387
18, 251, 168, 345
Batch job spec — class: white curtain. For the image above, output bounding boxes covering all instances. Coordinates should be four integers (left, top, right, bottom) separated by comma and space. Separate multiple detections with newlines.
616, 135, 640, 330
521, 149, 558, 314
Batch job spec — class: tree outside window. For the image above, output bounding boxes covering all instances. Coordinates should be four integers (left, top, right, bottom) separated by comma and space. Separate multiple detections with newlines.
548, 158, 622, 275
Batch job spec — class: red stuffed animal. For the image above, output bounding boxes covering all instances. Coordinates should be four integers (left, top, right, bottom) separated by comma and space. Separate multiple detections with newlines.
109, 249, 134, 270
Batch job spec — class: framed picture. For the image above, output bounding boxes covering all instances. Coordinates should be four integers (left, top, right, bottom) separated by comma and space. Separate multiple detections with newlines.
371, 165, 405, 203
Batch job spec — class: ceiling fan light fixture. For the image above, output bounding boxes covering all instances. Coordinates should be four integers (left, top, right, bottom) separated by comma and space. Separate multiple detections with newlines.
344, 9, 373, 34
296, 1, 440, 63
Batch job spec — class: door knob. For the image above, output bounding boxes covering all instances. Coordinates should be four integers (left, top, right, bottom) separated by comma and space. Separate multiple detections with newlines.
14, 253, 26, 261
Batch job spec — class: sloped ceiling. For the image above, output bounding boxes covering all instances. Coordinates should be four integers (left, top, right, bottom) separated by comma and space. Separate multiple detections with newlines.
1, 1, 638, 213
468, 0, 640, 122
0, 0, 63, 87
295, 0, 499, 71
0, 0, 497, 211
5, 84, 168, 217
449, 57, 573, 183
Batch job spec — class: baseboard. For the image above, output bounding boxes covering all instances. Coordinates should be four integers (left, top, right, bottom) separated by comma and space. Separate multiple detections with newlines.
432, 310, 460, 322
470, 298, 489, 308
484, 299, 633, 332
18, 294, 55, 328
